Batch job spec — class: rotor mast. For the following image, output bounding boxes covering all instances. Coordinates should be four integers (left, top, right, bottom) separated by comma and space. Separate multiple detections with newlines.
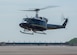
36, 11, 38, 18
35, 9, 40, 18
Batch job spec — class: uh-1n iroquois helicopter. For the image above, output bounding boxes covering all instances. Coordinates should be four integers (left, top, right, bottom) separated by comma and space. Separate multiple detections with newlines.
19, 6, 68, 35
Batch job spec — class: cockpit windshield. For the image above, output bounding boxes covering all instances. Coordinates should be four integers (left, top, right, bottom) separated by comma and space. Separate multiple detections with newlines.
23, 18, 28, 21
29, 19, 47, 27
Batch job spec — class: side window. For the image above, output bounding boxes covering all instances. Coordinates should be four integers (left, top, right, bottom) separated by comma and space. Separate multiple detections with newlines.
40, 17, 42, 19
23, 18, 27, 21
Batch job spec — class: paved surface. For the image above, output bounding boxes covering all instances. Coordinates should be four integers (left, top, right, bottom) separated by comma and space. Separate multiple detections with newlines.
0, 46, 77, 55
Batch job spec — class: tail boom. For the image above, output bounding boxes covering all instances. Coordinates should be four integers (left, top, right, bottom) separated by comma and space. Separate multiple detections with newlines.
47, 18, 68, 30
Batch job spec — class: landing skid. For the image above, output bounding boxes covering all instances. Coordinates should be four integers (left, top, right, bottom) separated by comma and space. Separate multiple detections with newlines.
34, 31, 46, 35
20, 29, 46, 35
33, 31, 46, 34
20, 31, 34, 35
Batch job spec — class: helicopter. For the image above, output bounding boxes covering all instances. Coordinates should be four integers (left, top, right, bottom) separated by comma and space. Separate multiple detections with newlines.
19, 6, 68, 35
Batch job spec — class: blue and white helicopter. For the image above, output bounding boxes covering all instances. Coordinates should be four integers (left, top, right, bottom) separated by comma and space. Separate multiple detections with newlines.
19, 6, 68, 35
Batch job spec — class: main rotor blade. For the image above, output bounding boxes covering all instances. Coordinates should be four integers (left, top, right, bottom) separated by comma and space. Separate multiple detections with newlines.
40, 6, 59, 10
21, 10, 35, 11
21, 6, 59, 12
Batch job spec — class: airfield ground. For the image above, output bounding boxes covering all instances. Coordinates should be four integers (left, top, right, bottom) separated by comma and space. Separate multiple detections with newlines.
0, 46, 77, 55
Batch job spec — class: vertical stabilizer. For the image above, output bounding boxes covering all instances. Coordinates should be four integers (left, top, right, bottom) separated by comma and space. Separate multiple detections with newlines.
62, 18, 68, 28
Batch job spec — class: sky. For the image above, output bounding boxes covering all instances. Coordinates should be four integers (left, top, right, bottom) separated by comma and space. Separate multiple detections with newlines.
0, 0, 77, 42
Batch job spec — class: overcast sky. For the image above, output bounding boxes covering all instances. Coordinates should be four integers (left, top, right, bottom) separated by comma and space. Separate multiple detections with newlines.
0, 0, 77, 42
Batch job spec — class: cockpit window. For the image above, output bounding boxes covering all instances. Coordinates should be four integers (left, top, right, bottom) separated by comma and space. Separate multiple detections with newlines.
23, 18, 26, 21
29, 19, 47, 27
40, 17, 42, 19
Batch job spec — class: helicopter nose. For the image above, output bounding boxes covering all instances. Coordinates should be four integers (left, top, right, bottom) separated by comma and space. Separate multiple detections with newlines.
19, 23, 23, 27
19, 23, 27, 28
19, 23, 30, 29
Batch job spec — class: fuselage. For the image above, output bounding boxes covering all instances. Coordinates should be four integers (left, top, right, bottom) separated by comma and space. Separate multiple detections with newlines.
19, 17, 68, 31
19, 17, 48, 31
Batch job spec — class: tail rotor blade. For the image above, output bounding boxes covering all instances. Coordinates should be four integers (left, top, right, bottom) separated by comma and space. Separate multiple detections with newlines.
61, 14, 66, 22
